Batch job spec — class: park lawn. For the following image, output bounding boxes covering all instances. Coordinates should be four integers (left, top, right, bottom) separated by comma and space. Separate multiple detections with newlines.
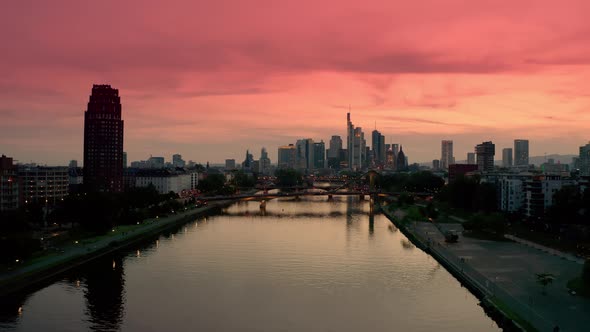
490, 297, 539, 332
404, 205, 424, 221
567, 277, 590, 298
508, 223, 583, 256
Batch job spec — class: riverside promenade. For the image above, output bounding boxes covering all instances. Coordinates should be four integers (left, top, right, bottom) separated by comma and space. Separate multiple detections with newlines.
0, 199, 234, 296
382, 205, 590, 332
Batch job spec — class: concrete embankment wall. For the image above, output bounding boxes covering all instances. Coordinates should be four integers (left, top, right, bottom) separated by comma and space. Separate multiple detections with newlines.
380, 205, 527, 332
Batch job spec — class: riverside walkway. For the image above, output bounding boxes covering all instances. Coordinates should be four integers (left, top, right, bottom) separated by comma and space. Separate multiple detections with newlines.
0, 200, 231, 296
383, 206, 590, 332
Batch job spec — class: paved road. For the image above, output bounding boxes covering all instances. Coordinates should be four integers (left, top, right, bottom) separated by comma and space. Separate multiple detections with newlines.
411, 221, 590, 332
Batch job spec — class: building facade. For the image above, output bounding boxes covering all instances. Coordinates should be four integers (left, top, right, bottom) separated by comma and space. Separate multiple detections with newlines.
225, 159, 236, 170
278, 144, 296, 169
347, 113, 366, 170
259, 148, 271, 175
296, 139, 315, 171
579, 142, 590, 176
172, 154, 186, 168
502, 148, 513, 167
467, 152, 476, 165
372, 130, 386, 165
514, 139, 529, 166
475, 141, 495, 172
524, 175, 571, 219
0, 155, 19, 211
134, 169, 197, 195
313, 141, 326, 169
448, 164, 478, 182
18, 166, 69, 206
83, 84, 124, 192
441, 140, 454, 170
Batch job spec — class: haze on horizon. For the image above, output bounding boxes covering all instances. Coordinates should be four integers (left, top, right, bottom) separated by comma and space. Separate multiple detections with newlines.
1, 0, 590, 165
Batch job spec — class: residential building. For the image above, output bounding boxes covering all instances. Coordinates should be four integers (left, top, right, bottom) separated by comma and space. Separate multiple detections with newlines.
18, 166, 69, 206
502, 148, 513, 167
467, 152, 476, 165
69, 160, 78, 168
172, 154, 185, 168
524, 175, 572, 219
579, 142, 590, 176
514, 139, 529, 166
83, 84, 124, 192
148, 156, 165, 169
0, 155, 19, 211
225, 159, 236, 170
441, 140, 454, 170
448, 164, 478, 182
134, 169, 197, 195
432, 159, 440, 171
476, 141, 495, 172
68, 167, 84, 194
494, 173, 532, 213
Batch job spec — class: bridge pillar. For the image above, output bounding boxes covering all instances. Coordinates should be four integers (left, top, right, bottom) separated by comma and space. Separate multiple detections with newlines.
328, 194, 333, 201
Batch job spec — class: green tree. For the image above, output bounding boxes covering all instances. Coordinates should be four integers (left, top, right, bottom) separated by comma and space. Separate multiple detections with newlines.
546, 185, 582, 224
275, 168, 302, 187
536, 273, 555, 295
197, 174, 226, 193
234, 170, 255, 188
583, 260, 590, 286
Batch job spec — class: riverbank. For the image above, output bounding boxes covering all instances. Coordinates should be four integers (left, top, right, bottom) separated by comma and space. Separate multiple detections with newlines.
0, 199, 235, 296
381, 204, 563, 332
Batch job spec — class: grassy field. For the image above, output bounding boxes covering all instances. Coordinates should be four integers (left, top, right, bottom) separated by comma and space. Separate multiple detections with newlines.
567, 277, 590, 298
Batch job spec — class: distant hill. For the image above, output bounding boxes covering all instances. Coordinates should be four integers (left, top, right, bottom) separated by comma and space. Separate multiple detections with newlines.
493, 154, 577, 166
528, 154, 577, 166
420, 154, 578, 167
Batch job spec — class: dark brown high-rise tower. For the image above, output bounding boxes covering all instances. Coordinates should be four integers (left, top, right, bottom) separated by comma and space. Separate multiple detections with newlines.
83, 84, 124, 192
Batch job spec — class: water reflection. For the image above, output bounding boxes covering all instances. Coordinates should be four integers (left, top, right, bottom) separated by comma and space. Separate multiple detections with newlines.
400, 238, 415, 250
1, 197, 499, 332
0, 291, 30, 328
369, 210, 375, 236
82, 255, 125, 332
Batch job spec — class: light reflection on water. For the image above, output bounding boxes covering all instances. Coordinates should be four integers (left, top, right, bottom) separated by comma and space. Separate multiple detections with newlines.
0, 196, 499, 332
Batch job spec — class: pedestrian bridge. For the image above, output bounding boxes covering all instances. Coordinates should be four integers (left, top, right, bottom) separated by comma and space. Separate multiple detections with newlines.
204, 189, 432, 202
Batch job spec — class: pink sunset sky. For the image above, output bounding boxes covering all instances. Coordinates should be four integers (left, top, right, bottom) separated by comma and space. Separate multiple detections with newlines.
2, 0, 590, 165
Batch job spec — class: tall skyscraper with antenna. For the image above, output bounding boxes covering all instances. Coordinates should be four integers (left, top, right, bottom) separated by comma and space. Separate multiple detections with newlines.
346, 112, 366, 170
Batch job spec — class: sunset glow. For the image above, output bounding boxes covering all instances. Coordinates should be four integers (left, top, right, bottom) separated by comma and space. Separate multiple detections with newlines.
2, 0, 590, 164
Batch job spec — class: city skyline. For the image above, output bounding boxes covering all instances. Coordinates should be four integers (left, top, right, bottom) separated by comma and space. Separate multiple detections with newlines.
2, 1, 590, 165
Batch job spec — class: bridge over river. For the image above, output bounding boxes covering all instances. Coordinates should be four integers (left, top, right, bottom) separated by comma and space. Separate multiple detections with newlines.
204, 189, 433, 202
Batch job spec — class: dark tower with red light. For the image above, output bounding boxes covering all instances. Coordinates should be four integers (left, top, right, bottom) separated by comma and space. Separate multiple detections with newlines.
83, 84, 124, 192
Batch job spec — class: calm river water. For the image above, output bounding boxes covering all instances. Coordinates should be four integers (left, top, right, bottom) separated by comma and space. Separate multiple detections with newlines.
0, 196, 499, 331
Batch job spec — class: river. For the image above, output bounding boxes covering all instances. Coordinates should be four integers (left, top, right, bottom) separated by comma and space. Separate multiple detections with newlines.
0, 196, 499, 331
